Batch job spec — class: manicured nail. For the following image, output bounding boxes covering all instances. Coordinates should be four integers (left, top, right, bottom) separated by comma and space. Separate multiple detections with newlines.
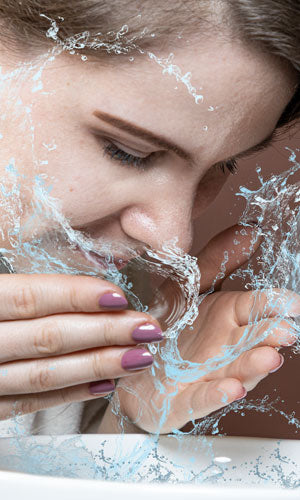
88, 379, 115, 395
132, 323, 163, 343
235, 387, 247, 401
269, 353, 284, 373
121, 348, 154, 371
98, 292, 128, 310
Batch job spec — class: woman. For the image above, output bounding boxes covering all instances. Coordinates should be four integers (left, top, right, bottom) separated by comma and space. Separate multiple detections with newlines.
0, 0, 298, 436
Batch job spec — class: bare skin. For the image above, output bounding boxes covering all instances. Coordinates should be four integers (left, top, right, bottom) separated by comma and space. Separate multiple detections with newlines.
0, 32, 297, 428
99, 225, 299, 434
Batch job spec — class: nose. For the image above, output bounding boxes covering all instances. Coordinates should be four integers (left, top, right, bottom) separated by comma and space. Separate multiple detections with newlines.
120, 180, 195, 253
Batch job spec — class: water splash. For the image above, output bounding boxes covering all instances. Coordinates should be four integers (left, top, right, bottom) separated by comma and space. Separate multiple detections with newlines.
147, 52, 204, 104
0, 12, 299, 491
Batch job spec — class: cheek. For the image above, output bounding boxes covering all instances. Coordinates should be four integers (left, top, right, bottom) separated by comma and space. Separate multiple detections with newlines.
192, 168, 229, 219
51, 167, 116, 225
30, 134, 118, 225
46, 156, 140, 227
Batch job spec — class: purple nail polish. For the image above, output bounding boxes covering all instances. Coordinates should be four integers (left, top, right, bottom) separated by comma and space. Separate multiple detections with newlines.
132, 323, 163, 343
235, 388, 247, 401
121, 349, 154, 371
89, 380, 115, 395
269, 354, 284, 373
98, 293, 128, 309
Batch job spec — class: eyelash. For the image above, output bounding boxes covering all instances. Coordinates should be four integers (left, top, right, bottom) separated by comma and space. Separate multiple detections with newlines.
103, 142, 156, 170
217, 158, 238, 174
103, 141, 238, 174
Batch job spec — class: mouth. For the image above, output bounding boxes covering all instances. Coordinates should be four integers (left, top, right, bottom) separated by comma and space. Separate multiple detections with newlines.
75, 246, 131, 271
88, 250, 130, 270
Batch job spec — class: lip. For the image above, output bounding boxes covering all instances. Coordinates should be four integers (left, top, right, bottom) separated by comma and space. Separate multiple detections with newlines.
90, 250, 130, 270
76, 247, 130, 271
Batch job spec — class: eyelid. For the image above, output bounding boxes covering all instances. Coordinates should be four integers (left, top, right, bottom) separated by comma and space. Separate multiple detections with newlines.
103, 137, 150, 158
90, 125, 159, 157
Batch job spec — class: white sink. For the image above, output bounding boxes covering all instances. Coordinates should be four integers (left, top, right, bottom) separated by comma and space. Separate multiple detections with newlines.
0, 434, 299, 499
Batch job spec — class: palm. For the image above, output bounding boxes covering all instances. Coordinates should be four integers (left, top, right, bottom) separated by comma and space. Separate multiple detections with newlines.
114, 225, 297, 433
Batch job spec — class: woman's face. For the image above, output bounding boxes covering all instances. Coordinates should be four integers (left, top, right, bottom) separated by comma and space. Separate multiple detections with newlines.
0, 35, 297, 262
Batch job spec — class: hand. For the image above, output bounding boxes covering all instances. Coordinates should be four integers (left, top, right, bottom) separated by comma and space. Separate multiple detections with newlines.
0, 274, 163, 421
101, 224, 299, 434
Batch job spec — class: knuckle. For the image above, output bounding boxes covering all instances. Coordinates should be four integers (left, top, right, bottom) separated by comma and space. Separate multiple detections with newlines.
68, 286, 81, 312
29, 364, 53, 392
34, 320, 64, 356
12, 285, 38, 318
17, 397, 40, 416
91, 350, 106, 380
101, 317, 115, 346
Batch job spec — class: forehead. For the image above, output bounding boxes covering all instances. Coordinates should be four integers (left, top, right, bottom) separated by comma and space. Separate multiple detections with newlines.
44, 36, 296, 162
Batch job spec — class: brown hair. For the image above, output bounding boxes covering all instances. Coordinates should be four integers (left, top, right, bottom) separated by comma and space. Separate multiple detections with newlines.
0, 0, 299, 128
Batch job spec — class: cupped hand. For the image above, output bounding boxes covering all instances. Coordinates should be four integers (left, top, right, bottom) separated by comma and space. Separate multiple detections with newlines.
103, 224, 299, 434
0, 274, 163, 421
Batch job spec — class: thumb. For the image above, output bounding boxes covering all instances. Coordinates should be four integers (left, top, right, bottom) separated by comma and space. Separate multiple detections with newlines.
197, 223, 261, 292
159, 378, 245, 433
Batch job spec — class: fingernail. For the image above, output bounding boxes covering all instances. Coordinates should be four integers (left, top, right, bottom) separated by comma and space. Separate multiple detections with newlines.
269, 353, 284, 373
88, 379, 115, 395
121, 348, 154, 371
98, 293, 128, 310
281, 337, 297, 347
132, 323, 163, 343
235, 387, 247, 401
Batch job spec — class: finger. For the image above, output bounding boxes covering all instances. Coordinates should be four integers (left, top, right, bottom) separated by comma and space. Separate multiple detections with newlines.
197, 224, 261, 292
234, 288, 300, 325
233, 317, 297, 349
0, 346, 154, 395
174, 347, 283, 430
0, 274, 130, 321
166, 377, 245, 430
0, 310, 163, 363
223, 346, 283, 391
0, 380, 116, 421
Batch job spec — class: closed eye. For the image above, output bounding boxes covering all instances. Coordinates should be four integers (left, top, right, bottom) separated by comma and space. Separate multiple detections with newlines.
103, 140, 238, 175
103, 141, 157, 170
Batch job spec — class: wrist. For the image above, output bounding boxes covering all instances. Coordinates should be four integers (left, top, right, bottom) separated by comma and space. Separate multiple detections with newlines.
97, 395, 147, 434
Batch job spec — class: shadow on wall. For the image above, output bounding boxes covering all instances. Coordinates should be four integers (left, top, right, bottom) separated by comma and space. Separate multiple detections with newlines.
191, 129, 300, 439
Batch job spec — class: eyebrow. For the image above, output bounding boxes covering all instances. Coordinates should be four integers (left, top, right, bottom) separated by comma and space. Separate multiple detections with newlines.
233, 131, 275, 162
93, 110, 192, 161
93, 109, 275, 165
